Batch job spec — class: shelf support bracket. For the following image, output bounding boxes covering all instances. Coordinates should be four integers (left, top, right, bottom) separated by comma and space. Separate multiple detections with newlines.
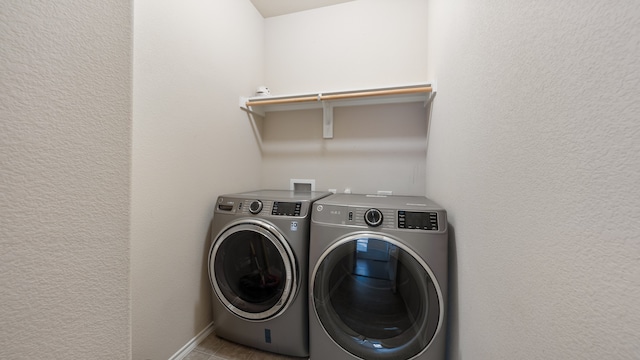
322, 101, 333, 139
239, 96, 265, 117
239, 97, 264, 150
424, 91, 437, 107
424, 80, 437, 107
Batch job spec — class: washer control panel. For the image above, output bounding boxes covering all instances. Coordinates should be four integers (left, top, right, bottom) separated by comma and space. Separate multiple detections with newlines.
216, 198, 304, 217
398, 211, 438, 230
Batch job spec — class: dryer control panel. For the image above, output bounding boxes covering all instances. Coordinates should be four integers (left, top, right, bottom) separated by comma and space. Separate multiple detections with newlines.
311, 194, 446, 233
314, 204, 441, 231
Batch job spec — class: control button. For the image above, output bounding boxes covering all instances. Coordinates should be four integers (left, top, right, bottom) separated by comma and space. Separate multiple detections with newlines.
398, 211, 406, 228
249, 200, 263, 214
364, 208, 383, 227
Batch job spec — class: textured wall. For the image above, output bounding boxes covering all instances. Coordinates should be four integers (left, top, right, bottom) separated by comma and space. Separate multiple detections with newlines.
131, 0, 264, 358
425, 1, 640, 359
1, 1, 132, 359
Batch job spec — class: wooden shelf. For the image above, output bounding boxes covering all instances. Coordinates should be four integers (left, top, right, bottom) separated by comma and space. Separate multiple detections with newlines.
239, 83, 435, 139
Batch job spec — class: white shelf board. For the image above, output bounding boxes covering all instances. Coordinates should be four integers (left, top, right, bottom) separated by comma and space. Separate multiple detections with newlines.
240, 83, 435, 139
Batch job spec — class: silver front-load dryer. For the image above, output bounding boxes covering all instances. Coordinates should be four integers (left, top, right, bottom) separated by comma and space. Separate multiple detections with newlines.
309, 194, 448, 360
208, 190, 331, 357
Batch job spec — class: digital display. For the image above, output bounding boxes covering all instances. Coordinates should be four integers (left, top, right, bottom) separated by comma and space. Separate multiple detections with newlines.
272, 202, 300, 216
398, 211, 438, 230
406, 212, 430, 228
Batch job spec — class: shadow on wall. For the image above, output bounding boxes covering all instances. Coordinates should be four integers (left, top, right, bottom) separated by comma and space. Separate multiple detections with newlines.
253, 103, 430, 157
446, 224, 459, 360
195, 217, 215, 332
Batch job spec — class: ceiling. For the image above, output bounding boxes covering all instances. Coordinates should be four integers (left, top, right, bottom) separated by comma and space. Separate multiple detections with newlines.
250, 0, 355, 18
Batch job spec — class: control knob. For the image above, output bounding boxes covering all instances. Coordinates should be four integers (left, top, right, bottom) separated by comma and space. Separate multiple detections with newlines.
364, 208, 383, 227
249, 200, 263, 214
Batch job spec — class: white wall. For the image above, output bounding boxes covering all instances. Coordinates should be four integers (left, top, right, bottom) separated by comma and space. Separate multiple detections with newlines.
131, 0, 264, 359
264, 0, 429, 94
1, 1, 132, 359
426, 1, 640, 359
261, 0, 430, 195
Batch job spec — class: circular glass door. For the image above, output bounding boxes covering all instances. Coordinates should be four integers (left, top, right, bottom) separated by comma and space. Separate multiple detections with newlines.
311, 233, 443, 360
209, 219, 297, 320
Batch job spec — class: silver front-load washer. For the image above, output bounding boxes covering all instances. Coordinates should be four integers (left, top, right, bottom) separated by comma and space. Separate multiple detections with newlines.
208, 190, 331, 357
309, 194, 448, 360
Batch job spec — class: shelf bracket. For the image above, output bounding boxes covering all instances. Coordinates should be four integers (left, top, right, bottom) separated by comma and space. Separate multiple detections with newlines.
424, 80, 437, 107
424, 91, 437, 107
322, 101, 333, 139
239, 97, 265, 150
239, 96, 265, 117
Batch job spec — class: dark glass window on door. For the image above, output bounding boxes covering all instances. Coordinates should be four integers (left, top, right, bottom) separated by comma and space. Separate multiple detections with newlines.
214, 230, 286, 315
313, 237, 440, 360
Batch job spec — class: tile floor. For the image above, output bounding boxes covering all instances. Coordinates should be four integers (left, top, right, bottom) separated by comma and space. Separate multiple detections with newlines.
184, 331, 308, 360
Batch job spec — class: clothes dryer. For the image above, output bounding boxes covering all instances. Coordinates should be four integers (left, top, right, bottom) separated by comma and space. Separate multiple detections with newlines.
309, 194, 448, 360
209, 190, 331, 357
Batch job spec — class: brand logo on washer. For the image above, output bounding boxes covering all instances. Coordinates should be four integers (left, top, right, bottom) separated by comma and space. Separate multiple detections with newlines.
316, 205, 323, 212
290, 221, 298, 231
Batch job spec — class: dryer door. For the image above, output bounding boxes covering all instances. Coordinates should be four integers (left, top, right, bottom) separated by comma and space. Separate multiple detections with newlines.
311, 233, 443, 360
209, 219, 297, 320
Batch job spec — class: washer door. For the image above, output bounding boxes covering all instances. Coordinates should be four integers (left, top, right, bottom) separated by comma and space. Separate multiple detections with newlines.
311, 233, 443, 360
209, 219, 297, 320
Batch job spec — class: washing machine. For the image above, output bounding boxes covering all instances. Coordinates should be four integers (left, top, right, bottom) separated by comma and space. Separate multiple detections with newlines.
208, 189, 331, 357
309, 194, 448, 360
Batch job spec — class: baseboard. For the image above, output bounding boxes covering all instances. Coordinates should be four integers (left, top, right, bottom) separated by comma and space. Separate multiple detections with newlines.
168, 322, 215, 360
